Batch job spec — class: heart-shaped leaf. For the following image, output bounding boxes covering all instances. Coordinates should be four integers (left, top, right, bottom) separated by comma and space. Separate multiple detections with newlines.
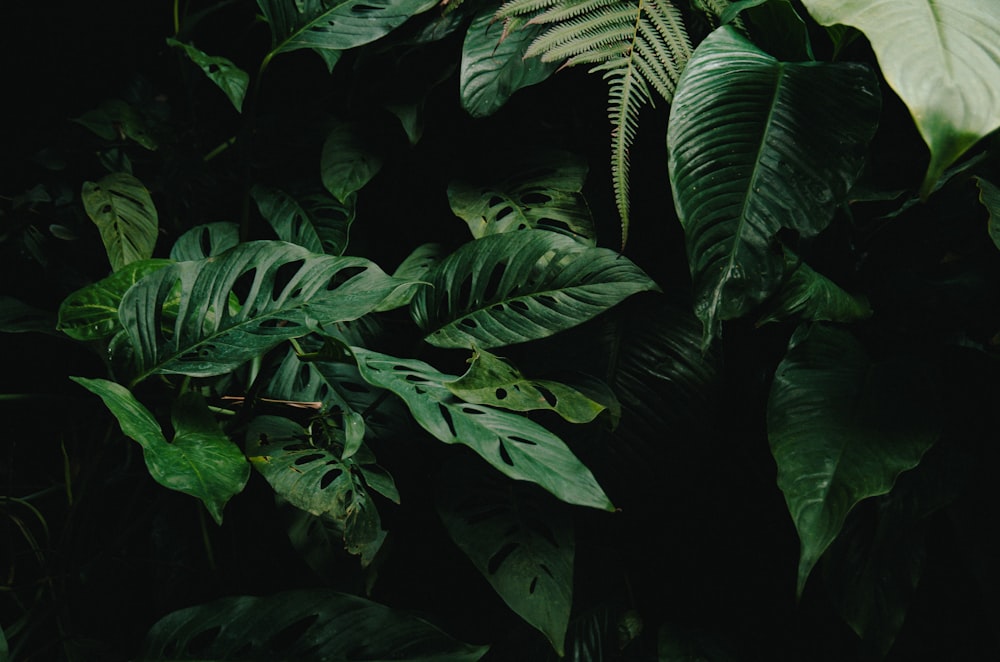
437, 459, 574, 654
140, 589, 489, 661
166, 38, 249, 112
410, 229, 658, 349
169, 222, 240, 261
767, 324, 941, 597
252, 185, 354, 255
352, 347, 614, 511
119, 241, 412, 383
667, 26, 880, 343
82, 172, 160, 271
71, 378, 249, 525
801, 0, 1000, 195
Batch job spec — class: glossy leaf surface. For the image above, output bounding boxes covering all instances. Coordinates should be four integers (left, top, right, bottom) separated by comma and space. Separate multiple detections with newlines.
411, 230, 658, 349
71, 378, 249, 524
166, 38, 249, 111
767, 324, 941, 596
352, 347, 614, 511
252, 185, 354, 255
169, 222, 240, 261
82, 172, 160, 271
801, 0, 1000, 194
667, 26, 879, 343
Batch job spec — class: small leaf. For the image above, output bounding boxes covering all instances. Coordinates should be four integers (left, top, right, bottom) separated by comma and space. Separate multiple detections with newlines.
166, 38, 249, 112
320, 119, 384, 203
73, 99, 157, 150
82, 172, 160, 271
446, 347, 608, 423
353, 347, 614, 511
767, 324, 941, 597
252, 185, 355, 255
975, 177, 1000, 251
756, 250, 871, 326
71, 378, 249, 524
169, 222, 240, 261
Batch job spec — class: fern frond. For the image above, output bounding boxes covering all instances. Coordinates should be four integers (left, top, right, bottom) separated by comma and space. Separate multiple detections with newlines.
496, 0, 692, 247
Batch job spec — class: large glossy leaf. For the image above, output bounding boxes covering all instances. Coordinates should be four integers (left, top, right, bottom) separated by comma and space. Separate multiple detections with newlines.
801, 0, 1000, 195
975, 177, 1000, 251
140, 589, 488, 661
755, 250, 871, 326
119, 241, 412, 383
166, 38, 249, 112
461, 5, 558, 118
437, 460, 574, 654
767, 324, 941, 597
82, 172, 160, 271
447, 150, 596, 243
252, 185, 354, 255
320, 119, 384, 204
410, 230, 658, 349
57, 259, 172, 341
169, 222, 240, 261
71, 378, 249, 525
667, 26, 880, 343
352, 347, 614, 511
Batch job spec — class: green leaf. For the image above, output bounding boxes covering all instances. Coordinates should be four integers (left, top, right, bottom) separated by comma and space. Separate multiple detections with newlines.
169, 222, 240, 261
57, 259, 173, 341
801, 0, 1000, 196
437, 460, 573, 654
667, 26, 880, 344
252, 185, 354, 255
257, 0, 437, 67
447, 150, 596, 243
140, 589, 489, 661
73, 99, 157, 150
410, 230, 659, 349
119, 241, 413, 382
246, 415, 385, 562
755, 250, 871, 326
0, 296, 56, 335
320, 119, 384, 204
70, 378, 249, 525
82, 172, 160, 271
0, 623, 6, 662
975, 177, 1000, 251
166, 38, 249, 112
767, 324, 941, 597
460, 4, 558, 118
743, 0, 814, 61
446, 347, 608, 423
352, 347, 614, 511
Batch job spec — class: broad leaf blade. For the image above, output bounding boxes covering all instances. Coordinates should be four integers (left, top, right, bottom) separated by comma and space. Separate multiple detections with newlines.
801, 0, 1000, 195
667, 26, 879, 343
141, 589, 489, 661
166, 38, 249, 112
252, 185, 354, 255
82, 172, 160, 271
352, 348, 614, 511
320, 119, 384, 204
71, 378, 249, 524
756, 250, 871, 326
438, 460, 573, 654
169, 222, 240, 261
410, 230, 658, 349
767, 324, 941, 597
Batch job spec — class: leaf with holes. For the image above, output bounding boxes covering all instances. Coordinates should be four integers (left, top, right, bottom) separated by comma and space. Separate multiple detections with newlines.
767, 324, 941, 597
438, 459, 573, 654
119, 240, 413, 383
667, 26, 880, 344
252, 185, 354, 256
447, 150, 595, 243
374, 243, 444, 311
410, 230, 658, 349
755, 250, 871, 327
71, 378, 249, 525
141, 589, 489, 661
320, 119, 385, 204
167, 38, 249, 112
169, 222, 240, 261
246, 415, 385, 561
446, 347, 608, 423
57, 259, 172, 341
976, 177, 1000, 251
353, 347, 613, 511
82, 172, 160, 271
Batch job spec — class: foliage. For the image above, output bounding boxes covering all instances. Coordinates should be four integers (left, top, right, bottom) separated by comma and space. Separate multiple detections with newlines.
2, 0, 1000, 660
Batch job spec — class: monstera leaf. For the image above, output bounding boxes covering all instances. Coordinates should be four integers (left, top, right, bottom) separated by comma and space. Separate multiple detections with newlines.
82, 172, 160, 271
667, 26, 880, 343
437, 459, 574, 654
767, 324, 941, 597
460, 4, 557, 118
801, 0, 1000, 195
410, 230, 658, 349
352, 348, 613, 511
169, 222, 240, 261
71, 378, 249, 525
166, 38, 249, 111
252, 185, 354, 255
119, 241, 412, 383
140, 589, 488, 661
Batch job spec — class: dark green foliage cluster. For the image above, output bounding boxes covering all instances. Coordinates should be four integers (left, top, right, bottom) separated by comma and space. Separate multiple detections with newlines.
2, 1, 1000, 660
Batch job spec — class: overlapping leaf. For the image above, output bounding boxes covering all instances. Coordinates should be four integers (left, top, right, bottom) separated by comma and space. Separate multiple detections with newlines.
252, 185, 354, 255
82, 172, 160, 271
169, 222, 240, 261
352, 347, 613, 511
667, 26, 880, 344
410, 230, 658, 349
755, 250, 871, 326
767, 324, 941, 597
